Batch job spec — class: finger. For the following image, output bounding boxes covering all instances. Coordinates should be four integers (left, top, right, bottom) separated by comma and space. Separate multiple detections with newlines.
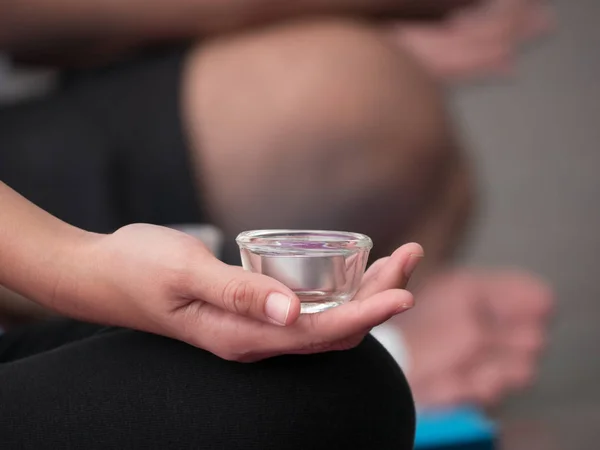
387, 24, 468, 78
187, 301, 373, 360
451, 0, 535, 42
451, 12, 515, 44
486, 325, 544, 388
355, 243, 424, 300
173, 301, 280, 361
449, 0, 549, 45
466, 334, 540, 400
462, 42, 515, 76
360, 257, 391, 286
521, 4, 555, 39
395, 23, 513, 79
480, 272, 555, 324
181, 290, 413, 360
302, 289, 415, 344
289, 334, 367, 355
502, 326, 547, 355
191, 259, 301, 326
502, 356, 537, 389
468, 349, 538, 404
467, 362, 508, 405
503, 1, 555, 42
485, 1, 552, 43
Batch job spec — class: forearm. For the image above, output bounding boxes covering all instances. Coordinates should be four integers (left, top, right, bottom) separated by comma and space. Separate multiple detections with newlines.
0, 286, 56, 329
0, 182, 97, 310
1, 0, 479, 60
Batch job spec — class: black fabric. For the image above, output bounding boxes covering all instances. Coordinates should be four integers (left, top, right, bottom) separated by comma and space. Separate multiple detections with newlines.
0, 320, 416, 449
0, 48, 203, 234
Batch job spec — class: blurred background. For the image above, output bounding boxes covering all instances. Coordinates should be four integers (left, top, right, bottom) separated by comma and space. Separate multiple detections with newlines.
1, 0, 598, 448
455, 0, 600, 447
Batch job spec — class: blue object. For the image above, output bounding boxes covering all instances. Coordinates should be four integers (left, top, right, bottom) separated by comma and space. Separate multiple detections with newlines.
415, 406, 497, 450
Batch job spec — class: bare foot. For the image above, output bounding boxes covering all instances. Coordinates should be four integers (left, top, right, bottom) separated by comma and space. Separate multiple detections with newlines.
394, 269, 553, 407
385, 0, 554, 81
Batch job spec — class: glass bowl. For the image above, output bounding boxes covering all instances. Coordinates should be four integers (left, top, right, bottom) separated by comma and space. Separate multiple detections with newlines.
236, 230, 373, 314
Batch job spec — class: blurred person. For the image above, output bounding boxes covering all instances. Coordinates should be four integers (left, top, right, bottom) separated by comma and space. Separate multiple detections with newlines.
0, 0, 553, 409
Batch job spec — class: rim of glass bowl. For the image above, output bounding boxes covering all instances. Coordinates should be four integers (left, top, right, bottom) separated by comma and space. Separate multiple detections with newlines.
236, 230, 373, 256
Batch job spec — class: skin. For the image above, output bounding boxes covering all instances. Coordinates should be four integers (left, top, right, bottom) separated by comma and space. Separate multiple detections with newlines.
0, 0, 479, 65
396, 269, 553, 406
0, 181, 423, 361
389, 0, 554, 81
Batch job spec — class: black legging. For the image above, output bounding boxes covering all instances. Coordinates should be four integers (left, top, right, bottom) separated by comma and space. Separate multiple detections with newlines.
0, 320, 415, 449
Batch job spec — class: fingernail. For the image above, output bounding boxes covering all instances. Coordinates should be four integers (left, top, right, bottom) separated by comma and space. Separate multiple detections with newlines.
404, 254, 424, 278
265, 293, 292, 326
395, 301, 415, 315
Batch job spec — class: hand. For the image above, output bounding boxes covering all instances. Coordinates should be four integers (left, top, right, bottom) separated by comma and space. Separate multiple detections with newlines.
395, 269, 553, 407
387, 0, 554, 81
67, 224, 424, 362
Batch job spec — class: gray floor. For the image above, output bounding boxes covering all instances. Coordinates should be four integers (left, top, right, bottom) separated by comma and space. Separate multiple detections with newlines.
453, 0, 600, 425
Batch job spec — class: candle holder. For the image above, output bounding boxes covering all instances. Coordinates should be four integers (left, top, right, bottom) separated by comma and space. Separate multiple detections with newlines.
236, 230, 372, 314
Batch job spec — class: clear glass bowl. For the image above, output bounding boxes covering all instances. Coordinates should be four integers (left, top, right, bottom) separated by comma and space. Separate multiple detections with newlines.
236, 230, 373, 314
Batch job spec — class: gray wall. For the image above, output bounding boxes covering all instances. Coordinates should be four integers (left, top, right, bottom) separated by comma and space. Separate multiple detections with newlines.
455, 0, 600, 418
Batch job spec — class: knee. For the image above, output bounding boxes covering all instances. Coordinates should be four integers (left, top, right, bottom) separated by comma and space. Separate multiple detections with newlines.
183, 19, 457, 243
266, 19, 453, 175
169, 333, 416, 450
265, 335, 416, 449
0, 330, 414, 449
72, 331, 414, 449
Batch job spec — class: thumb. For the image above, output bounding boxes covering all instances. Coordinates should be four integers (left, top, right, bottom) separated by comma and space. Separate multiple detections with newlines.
192, 259, 301, 326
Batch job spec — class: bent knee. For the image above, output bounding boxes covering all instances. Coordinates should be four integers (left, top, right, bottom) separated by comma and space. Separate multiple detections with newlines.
186, 18, 451, 164
193, 333, 416, 450
130, 332, 416, 449
184, 19, 457, 242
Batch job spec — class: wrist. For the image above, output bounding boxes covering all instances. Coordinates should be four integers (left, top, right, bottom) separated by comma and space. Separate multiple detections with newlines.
43, 228, 106, 316
0, 181, 109, 321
